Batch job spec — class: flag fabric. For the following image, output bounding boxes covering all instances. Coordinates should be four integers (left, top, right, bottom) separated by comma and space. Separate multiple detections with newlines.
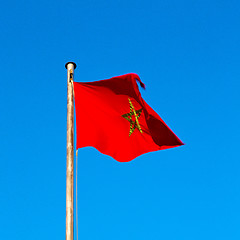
73, 73, 184, 162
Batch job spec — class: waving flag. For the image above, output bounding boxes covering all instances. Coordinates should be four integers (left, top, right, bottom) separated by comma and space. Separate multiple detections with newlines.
73, 73, 183, 162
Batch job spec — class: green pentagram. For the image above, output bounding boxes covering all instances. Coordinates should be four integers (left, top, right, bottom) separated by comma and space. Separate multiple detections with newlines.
122, 98, 143, 136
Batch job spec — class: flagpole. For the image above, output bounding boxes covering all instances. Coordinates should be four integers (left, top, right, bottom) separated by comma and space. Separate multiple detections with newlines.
65, 62, 77, 240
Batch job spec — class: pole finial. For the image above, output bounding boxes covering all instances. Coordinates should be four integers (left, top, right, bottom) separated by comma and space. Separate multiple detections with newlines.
65, 62, 77, 69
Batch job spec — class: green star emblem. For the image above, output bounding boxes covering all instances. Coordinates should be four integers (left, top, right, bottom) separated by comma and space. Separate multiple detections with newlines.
122, 98, 143, 136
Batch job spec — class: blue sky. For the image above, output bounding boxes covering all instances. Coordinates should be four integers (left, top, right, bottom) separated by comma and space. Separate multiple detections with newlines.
0, 0, 239, 239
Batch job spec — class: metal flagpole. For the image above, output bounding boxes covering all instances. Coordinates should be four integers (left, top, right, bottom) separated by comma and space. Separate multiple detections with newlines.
65, 62, 77, 240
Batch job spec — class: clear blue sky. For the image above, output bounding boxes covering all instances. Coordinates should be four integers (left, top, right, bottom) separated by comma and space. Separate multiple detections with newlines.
0, 0, 239, 239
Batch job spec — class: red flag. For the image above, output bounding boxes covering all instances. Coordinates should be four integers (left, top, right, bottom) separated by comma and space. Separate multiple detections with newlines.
73, 73, 183, 162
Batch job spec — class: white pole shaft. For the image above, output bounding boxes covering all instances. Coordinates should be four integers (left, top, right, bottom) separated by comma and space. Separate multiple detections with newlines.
66, 62, 76, 240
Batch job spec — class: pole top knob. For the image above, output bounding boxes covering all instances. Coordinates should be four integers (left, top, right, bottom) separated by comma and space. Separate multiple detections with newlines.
65, 62, 77, 69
